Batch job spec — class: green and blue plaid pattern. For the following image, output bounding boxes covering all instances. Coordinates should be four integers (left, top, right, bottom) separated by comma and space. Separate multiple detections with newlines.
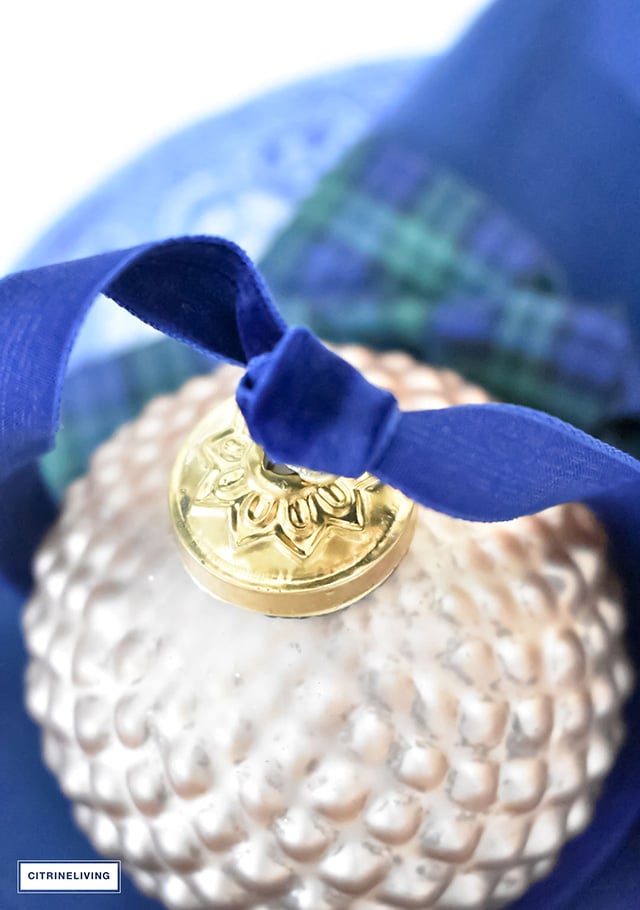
41, 134, 640, 498
261, 135, 639, 430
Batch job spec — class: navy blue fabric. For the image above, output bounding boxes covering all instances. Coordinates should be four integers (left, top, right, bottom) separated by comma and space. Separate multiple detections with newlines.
384, 0, 640, 345
0, 463, 57, 591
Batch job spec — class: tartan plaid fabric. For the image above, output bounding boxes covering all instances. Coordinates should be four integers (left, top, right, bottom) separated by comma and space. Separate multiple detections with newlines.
41, 133, 640, 498
261, 135, 640, 433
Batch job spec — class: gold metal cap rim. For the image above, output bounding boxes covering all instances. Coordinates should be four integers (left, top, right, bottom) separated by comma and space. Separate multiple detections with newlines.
172, 507, 416, 617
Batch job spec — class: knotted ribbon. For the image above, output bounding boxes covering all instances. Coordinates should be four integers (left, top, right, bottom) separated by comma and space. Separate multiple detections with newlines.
3, 235, 640, 564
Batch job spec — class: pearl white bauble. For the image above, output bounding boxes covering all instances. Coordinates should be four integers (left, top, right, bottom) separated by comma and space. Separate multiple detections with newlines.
23, 349, 633, 909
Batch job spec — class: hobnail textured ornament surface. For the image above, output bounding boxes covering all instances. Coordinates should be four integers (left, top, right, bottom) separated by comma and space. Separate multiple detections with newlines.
23, 349, 633, 910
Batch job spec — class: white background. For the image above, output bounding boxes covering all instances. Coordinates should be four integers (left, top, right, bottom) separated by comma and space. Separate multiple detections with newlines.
0, 1, 489, 274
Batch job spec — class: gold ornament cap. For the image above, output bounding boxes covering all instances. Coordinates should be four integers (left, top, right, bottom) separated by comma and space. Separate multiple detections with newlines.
169, 397, 416, 616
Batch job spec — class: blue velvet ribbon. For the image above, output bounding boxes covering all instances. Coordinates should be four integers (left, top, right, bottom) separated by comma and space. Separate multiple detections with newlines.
3, 231, 640, 608
3, 235, 640, 554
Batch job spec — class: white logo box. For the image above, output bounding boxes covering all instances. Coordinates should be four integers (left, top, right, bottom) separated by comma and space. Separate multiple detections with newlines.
17, 861, 121, 893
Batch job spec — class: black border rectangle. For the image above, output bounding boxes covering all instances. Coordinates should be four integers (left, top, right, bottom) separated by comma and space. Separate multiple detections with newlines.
17, 860, 122, 894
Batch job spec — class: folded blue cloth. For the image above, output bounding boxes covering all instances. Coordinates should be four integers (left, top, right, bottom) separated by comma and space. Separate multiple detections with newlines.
386, 0, 640, 339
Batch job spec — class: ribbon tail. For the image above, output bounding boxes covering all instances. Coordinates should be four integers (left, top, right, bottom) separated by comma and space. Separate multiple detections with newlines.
371, 403, 640, 528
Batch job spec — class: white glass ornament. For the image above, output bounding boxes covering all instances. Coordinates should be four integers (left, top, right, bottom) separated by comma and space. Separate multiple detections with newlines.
23, 347, 633, 910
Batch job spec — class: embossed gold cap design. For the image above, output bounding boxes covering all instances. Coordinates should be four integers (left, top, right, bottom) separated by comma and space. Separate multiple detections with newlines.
169, 397, 416, 616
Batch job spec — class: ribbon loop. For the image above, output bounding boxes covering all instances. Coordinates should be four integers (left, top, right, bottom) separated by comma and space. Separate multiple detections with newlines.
0, 237, 285, 483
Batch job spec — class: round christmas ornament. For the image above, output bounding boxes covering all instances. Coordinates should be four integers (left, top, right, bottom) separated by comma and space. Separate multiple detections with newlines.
23, 346, 633, 910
